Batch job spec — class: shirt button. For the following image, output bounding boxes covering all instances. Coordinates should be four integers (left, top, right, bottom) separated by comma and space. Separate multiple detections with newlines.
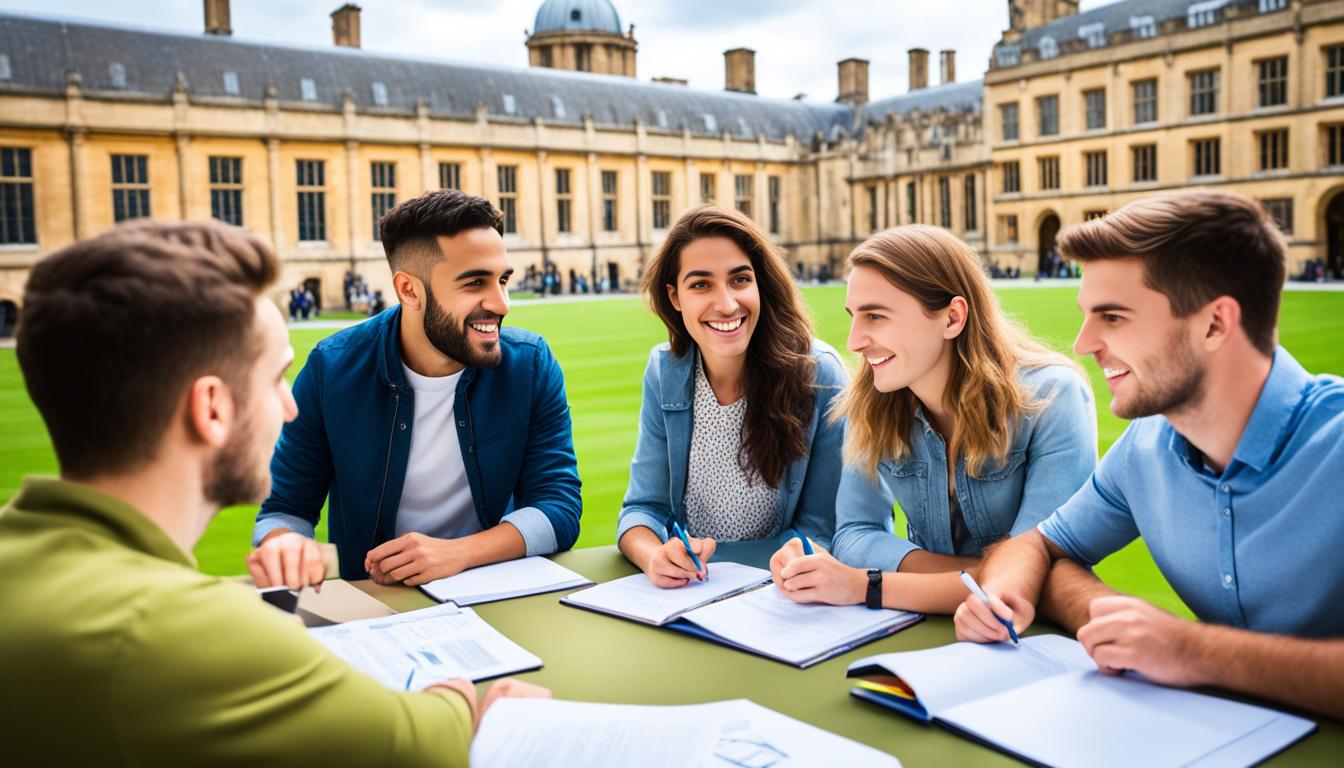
400, 423, 407, 430
1223, 574, 1233, 584
1223, 508, 1231, 517
1221, 484, 1229, 493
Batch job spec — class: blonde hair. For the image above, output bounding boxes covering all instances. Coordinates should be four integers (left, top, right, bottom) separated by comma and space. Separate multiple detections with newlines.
832, 225, 1084, 478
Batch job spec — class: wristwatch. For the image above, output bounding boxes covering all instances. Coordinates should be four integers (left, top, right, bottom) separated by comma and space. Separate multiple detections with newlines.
864, 569, 883, 609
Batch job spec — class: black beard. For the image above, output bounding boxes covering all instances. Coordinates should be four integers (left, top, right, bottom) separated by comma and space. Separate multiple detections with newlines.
423, 289, 503, 369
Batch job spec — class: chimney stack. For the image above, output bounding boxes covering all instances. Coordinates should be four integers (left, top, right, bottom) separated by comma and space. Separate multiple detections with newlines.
203, 0, 231, 36
724, 48, 756, 94
908, 48, 929, 91
836, 58, 869, 105
331, 3, 361, 49
940, 50, 956, 85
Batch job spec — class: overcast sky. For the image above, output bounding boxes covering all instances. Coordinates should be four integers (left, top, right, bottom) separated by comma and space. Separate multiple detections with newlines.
1, 0, 1115, 102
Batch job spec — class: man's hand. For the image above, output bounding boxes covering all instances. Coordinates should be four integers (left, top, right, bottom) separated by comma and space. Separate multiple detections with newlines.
954, 585, 1036, 643
644, 535, 715, 588
771, 539, 866, 605
1076, 596, 1207, 686
365, 532, 473, 586
476, 678, 551, 730
247, 530, 326, 590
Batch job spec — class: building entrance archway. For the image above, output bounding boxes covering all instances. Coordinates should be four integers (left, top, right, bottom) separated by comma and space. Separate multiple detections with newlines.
1037, 213, 1061, 277
1326, 191, 1344, 280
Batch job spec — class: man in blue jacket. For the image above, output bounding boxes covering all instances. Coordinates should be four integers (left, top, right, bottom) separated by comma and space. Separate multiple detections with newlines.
249, 190, 582, 585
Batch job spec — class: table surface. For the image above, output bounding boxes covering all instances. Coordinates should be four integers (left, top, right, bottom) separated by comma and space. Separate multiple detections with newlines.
348, 546, 1342, 767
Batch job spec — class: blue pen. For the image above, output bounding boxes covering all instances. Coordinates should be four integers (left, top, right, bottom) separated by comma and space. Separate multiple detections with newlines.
404, 667, 416, 690
959, 570, 1021, 648
797, 535, 814, 556
670, 519, 705, 578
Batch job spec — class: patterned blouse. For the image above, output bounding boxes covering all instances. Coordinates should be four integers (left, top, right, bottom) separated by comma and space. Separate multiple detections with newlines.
682, 356, 781, 541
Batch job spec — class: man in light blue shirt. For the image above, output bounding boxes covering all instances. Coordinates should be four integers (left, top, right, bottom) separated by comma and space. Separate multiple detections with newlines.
955, 190, 1344, 720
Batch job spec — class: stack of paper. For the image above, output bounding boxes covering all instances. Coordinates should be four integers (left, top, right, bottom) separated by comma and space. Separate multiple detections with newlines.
419, 556, 591, 606
310, 603, 541, 690
471, 698, 902, 767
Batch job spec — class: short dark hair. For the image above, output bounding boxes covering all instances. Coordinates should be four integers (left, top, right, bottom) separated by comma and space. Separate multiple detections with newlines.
1058, 190, 1286, 356
379, 190, 504, 278
17, 220, 278, 478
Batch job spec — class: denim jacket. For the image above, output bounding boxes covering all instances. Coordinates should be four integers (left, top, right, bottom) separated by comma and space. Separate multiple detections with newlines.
253, 306, 582, 580
616, 340, 848, 565
832, 364, 1096, 571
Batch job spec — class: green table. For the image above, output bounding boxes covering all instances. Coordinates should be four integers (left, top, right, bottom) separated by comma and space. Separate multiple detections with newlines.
349, 546, 1341, 767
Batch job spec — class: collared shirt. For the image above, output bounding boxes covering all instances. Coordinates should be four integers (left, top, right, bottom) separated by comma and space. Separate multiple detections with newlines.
833, 363, 1097, 571
0, 477, 472, 766
1040, 348, 1344, 637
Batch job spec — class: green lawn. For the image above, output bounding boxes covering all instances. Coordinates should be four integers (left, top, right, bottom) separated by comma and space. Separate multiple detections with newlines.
3, 286, 1342, 618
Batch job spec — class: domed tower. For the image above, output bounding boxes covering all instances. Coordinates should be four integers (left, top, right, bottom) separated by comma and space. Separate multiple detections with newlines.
526, 0, 637, 77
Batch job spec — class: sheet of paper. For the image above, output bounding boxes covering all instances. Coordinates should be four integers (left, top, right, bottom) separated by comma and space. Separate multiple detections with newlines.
419, 556, 591, 605
296, 580, 396, 626
944, 668, 1311, 768
681, 584, 918, 666
309, 603, 540, 690
561, 562, 771, 625
849, 633, 1093, 714
471, 698, 902, 768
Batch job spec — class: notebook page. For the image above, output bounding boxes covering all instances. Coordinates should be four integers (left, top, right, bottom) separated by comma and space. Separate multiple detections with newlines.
940, 669, 1296, 768
420, 556, 590, 605
681, 584, 917, 665
848, 634, 1092, 714
562, 562, 771, 625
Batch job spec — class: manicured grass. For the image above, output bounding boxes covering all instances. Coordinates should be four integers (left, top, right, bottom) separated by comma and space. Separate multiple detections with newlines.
4, 287, 1342, 619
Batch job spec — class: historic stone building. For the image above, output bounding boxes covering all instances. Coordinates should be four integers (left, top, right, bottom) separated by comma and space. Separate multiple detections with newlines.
986, 0, 1344, 275
0, 0, 1340, 331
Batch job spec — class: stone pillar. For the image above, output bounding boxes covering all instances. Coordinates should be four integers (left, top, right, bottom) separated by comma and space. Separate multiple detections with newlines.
175, 132, 191, 220
345, 140, 359, 261
266, 137, 283, 249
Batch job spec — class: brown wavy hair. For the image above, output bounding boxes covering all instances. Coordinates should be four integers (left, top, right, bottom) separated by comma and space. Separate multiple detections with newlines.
832, 225, 1083, 479
642, 205, 816, 487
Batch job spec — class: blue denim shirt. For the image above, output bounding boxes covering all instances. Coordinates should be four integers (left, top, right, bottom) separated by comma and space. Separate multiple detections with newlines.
833, 364, 1097, 571
253, 307, 582, 580
617, 340, 848, 565
1040, 348, 1344, 637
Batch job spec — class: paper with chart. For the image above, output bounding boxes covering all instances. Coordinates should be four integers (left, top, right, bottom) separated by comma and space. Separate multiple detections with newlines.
470, 698, 901, 768
419, 556, 592, 606
849, 634, 1315, 768
679, 584, 921, 666
560, 562, 771, 625
309, 603, 540, 690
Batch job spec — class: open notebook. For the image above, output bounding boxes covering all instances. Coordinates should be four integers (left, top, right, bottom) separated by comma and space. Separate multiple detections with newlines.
848, 634, 1316, 768
562, 563, 921, 668
418, 556, 591, 606
310, 603, 541, 689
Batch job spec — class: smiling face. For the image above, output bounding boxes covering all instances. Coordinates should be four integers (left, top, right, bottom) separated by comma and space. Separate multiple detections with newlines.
666, 236, 760, 363
1073, 258, 1206, 418
845, 264, 957, 394
421, 227, 513, 368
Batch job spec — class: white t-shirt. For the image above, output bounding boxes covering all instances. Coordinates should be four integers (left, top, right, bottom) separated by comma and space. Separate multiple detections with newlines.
393, 365, 482, 540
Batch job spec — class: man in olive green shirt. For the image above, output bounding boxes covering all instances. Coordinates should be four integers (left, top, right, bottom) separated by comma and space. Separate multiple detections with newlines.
0, 220, 545, 766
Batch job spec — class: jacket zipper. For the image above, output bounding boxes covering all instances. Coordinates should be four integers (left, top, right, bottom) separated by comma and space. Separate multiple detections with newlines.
369, 383, 400, 548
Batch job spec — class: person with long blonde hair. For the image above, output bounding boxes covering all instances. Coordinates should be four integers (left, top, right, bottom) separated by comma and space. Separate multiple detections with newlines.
770, 225, 1096, 613
618, 205, 848, 587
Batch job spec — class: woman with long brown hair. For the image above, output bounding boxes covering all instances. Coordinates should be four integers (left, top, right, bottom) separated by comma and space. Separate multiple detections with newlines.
617, 205, 848, 588
770, 225, 1096, 613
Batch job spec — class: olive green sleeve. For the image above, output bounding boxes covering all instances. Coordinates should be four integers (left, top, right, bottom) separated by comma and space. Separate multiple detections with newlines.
107, 581, 473, 768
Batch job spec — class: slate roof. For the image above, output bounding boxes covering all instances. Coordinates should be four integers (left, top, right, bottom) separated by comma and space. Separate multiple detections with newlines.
0, 10, 984, 143
863, 79, 983, 123
997, 0, 1263, 63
